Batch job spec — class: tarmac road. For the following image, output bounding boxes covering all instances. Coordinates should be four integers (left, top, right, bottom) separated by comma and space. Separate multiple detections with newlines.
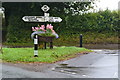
0, 49, 118, 78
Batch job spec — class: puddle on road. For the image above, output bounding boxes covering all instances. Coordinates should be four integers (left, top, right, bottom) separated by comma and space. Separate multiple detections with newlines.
52, 63, 96, 75
59, 64, 68, 67
93, 49, 118, 55
103, 50, 118, 56
105, 53, 116, 54
57, 64, 96, 69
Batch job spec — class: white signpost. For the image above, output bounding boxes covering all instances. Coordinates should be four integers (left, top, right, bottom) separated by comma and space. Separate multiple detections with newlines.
22, 16, 62, 22
22, 5, 62, 57
49, 17, 62, 22
22, 5, 62, 23
22, 16, 45, 22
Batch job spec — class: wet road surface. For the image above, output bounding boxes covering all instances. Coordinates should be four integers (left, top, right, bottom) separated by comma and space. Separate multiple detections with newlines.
1, 49, 118, 78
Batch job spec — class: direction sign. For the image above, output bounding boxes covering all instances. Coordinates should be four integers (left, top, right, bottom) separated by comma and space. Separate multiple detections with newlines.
22, 16, 45, 22
22, 16, 62, 22
49, 17, 62, 22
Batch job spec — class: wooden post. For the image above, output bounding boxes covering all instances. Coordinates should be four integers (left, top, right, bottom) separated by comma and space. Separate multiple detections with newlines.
44, 42, 47, 49
50, 42, 53, 49
80, 34, 83, 47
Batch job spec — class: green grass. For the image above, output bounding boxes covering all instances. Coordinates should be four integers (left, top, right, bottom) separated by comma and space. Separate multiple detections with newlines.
0, 47, 92, 63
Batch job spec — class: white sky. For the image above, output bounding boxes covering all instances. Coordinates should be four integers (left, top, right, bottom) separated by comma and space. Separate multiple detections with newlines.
0, 0, 119, 13
95, 0, 120, 11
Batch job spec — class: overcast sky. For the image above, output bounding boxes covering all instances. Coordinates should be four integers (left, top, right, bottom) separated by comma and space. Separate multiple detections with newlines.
95, 0, 119, 11
0, 0, 119, 12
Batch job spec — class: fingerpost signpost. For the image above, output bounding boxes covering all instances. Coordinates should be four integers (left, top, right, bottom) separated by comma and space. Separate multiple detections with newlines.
22, 5, 62, 57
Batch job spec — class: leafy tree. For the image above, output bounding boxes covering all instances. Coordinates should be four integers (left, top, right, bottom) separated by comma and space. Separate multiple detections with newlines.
2, 2, 95, 42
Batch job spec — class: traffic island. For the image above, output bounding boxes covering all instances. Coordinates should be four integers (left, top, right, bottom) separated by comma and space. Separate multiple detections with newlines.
0, 47, 92, 63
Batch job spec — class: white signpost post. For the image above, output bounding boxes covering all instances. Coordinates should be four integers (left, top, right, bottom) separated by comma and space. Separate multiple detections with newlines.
22, 5, 62, 57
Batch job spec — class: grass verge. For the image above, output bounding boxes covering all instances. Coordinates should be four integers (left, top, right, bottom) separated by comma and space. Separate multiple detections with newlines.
0, 47, 92, 63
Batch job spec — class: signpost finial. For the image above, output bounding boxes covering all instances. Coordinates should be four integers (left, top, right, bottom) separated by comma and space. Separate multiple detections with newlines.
41, 5, 50, 12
